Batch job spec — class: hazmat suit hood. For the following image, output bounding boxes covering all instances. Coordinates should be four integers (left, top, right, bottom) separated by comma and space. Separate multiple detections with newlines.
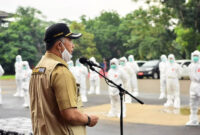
191, 50, 200, 63
168, 54, 175, 63
16, 55, 22, 62
119, 57, 127, 66
128, 55, 134, 62
110, 58, 119, 69
160, 55, 167, 62
89, 57, 96, 63
22, 61, 30, 70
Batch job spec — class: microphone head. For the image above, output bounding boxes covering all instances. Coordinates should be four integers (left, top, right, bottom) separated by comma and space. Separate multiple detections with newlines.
79, 57, 87, 64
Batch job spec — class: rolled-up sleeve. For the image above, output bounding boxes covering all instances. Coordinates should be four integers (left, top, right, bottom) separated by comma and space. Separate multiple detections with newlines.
51, 65, 78, 111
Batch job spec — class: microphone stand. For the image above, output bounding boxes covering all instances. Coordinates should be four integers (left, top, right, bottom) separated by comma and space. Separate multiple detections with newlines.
88, 65, 144, 135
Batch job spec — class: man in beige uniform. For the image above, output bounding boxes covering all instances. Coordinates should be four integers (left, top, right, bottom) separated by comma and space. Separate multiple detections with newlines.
29, 23, 98, 135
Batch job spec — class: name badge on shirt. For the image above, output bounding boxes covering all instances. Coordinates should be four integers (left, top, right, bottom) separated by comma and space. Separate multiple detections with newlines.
32, 67, 46, 74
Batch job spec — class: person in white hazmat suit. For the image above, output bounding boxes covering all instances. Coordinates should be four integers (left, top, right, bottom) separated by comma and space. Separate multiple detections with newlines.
21, 61, 32, 107
107, 58, 126, 118
164, 54, 182, 109
186, 50, 200, 126
67, 60, 77, 78
119, 57, 132, 103
0, 64, 4, 104
75, 59, 88, 102
14, 55, 24, 97
159, 55, 168, 99
88, 57, 101, 95
127, 55, 139, 97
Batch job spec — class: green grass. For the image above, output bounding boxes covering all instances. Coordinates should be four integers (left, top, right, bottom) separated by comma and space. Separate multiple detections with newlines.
0, 75, 15, 80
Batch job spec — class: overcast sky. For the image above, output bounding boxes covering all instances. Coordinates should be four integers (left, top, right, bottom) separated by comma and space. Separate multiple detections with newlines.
0, 0, 149, 21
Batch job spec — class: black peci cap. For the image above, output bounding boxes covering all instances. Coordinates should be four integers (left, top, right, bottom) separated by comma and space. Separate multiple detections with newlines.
44, 23, 82, 43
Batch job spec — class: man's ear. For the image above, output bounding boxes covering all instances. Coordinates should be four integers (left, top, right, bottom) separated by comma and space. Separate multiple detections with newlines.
55, 40, 62, 51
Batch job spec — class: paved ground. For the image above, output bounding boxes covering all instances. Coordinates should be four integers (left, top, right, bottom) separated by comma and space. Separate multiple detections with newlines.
0, 79, 200, 135
87, 120, 200, 135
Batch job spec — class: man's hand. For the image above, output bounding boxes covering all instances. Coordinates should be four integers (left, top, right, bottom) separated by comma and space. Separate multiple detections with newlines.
87, 115, 99, 127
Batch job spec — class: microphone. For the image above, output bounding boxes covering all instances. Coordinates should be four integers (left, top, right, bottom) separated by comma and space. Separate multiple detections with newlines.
79, 57, 102, 68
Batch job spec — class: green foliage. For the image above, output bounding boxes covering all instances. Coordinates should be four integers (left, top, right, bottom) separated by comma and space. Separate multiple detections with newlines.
84, 11, 125, 60
162, 0, 200, 58
69, 21, 102, 61
0, 7, 47, 73
121, 7, 176, 60
130, 0, 200, 59
175, 25, 200, 58
1, 2, 199, 74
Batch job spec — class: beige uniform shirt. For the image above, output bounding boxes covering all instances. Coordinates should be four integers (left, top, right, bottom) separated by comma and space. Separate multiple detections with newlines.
29, 52, 86, 135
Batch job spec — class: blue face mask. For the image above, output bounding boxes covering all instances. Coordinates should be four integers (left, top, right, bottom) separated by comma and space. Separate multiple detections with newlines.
169, 59, 174, 63
16, 58, 20, 62
120, 62, 125, 66
129, 58, 133, 62
162, 58, 166, 62
193, 56, 199, 63
23, 66, 27, 70
110, 64, 117, 69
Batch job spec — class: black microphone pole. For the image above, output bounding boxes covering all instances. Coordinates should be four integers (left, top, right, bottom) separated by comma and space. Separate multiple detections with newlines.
87, 63, 144, 135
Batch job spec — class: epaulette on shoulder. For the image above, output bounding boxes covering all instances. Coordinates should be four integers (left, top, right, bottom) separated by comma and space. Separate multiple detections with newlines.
32, 67, 46, 74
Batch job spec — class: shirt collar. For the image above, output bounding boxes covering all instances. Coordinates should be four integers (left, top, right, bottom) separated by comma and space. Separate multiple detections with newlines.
45, 52, 69, 68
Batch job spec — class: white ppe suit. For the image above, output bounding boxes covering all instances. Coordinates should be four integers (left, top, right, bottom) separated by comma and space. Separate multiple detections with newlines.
164, 54, 182, 109
88, 57, 101, 95
0, 64, 4, 104
159, 55, 168, 99
14, 55, 24, 97
119, 57, 132, 103
75, 59, 88, 102
21, 61, 32, 107
107, 58, 126, 118
67, 60, 77, 79
186, 50, 200, 126
127, 55, 139, 97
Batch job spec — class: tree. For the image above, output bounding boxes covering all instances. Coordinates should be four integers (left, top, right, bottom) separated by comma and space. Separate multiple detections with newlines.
0, 7, 47, 74
69, 21, 102, 62
84, 11, 125, 60
162, 0, 200, 58
121, 7, 176, 60
135, 0, 200, 58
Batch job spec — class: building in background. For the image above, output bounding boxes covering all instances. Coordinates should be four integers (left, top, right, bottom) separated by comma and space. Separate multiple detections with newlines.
0, 10, 11, 27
